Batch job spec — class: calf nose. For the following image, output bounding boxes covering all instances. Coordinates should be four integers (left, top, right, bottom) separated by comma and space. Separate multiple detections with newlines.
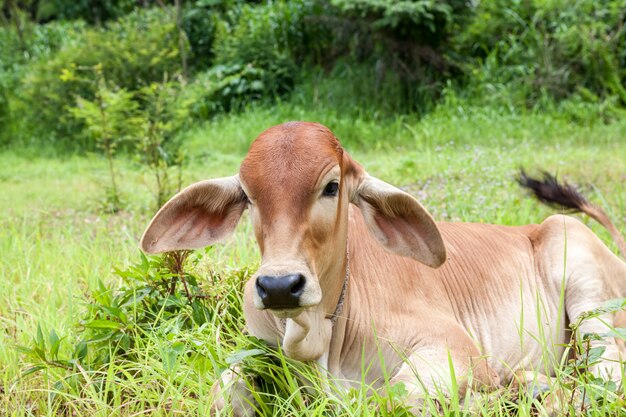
255, 274, 305, 309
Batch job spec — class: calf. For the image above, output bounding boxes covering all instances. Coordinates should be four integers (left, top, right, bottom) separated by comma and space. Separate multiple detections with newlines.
140, 122, 625, 415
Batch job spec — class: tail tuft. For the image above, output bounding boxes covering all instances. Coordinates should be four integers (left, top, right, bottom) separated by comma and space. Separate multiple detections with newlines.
518, 168, 626, 259
516, 169, 587, 213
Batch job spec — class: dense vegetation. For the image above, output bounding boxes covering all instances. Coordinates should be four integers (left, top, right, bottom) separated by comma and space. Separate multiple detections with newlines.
3, 0, 626, 150
1, 1, 625, 416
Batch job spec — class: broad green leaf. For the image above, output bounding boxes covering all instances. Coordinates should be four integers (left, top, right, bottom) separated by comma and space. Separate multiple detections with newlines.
84, 319, 123, 330
226, 349, 266, 365
49, 329, 62, 359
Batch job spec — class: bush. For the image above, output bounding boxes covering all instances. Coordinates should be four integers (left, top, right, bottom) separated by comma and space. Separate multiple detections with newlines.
12, 7, 186, 147
0, 20, 88, 147
331, 0, 469, 47
135, 80, 192, 207
36, 0, 138, 24
181, 4, 219, 71
456, 0, 626, 106
16, 250, 250, 400
185, 63, 271, 119
211, 0, 314, 106
312, 0, 472, 110
68, 67, 141, 211
0, 19, 86, 79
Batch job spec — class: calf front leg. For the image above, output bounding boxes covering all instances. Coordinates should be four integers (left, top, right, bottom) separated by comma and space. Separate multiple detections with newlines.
210, 366, 257, 417
389, 323, 500, 411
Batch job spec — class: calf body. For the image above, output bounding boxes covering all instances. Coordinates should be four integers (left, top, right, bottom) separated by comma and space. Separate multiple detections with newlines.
140, 122, 625, 414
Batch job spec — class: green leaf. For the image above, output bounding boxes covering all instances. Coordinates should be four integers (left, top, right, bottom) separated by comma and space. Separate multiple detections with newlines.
14, 346, 35, 356
22, 365, 46, 377
49, 329, 61, 359
586, 346, 606, 364
226, 349, 266, 365
609, 328, 626, 340
84, 319, 124, 330
171, 341, 185, 354
36, 324, 45, 348
100, 305, 128, 324
250, 80, 264, 91
601, 297, 626, 313
387, 381, 408, 399
34, 347, 47, 362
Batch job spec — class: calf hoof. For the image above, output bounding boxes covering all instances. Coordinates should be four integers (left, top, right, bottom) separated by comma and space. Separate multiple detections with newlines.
511, 371, 568, 417
210, 367, 258, 417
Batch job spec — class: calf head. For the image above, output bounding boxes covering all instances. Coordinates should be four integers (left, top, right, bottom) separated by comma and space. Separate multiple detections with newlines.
140, 122, 446, 320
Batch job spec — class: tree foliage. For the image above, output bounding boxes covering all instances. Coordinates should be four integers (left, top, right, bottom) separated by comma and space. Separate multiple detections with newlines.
1, 0, 626, 149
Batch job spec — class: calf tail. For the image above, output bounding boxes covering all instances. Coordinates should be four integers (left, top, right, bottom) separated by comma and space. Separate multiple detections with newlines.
517, 169, 626, 259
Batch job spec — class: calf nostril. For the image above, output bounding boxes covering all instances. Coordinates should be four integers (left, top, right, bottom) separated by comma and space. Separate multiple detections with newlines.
255, 278, 268, 299
290, 274, 305, 296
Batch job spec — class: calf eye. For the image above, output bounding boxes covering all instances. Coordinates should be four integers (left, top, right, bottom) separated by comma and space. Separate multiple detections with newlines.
242, 192, 252, 206
323, 181, 339, 197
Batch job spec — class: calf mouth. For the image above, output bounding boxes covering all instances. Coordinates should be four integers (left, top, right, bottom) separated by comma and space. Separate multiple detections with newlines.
268, 307, 305, 319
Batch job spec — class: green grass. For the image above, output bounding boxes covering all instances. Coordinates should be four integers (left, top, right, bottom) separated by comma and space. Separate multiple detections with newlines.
1, 100, 625, 416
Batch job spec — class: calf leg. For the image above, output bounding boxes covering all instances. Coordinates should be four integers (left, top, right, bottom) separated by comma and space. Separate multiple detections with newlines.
511, 371, 568, 416
210, 366, 257, 417
539, 216, 625, 384
565, 254, 624, 381
389, 322, 500, 411
511, 370, 553, 398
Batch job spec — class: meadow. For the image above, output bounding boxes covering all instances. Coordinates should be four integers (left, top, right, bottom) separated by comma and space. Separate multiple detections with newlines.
1, 99, 626, 416
2, 0, 626, 414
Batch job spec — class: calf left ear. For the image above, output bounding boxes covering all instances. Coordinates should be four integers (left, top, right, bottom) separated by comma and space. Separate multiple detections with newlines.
140, 175, 247, 254
353, 176, 446, 268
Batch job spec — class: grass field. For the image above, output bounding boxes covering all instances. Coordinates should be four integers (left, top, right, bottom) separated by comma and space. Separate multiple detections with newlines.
1, 102, 625, 415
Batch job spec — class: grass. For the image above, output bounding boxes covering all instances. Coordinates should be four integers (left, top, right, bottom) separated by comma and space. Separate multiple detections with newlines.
1, 98, 625, 416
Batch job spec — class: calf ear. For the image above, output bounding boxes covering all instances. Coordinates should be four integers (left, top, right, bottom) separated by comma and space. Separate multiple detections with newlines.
140, 175, 247, 254
353, 176, 446, 268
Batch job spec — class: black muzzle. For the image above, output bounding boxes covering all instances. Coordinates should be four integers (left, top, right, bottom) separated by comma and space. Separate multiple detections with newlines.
255, 274, 306, 309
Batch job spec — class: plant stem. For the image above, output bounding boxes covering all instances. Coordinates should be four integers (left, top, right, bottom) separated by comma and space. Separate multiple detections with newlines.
105, 142, 119, 203
97, 87, 119, 207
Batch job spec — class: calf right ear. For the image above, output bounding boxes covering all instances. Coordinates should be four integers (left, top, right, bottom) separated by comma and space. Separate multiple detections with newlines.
140, 175, 247, 254
352, 175, 446, 268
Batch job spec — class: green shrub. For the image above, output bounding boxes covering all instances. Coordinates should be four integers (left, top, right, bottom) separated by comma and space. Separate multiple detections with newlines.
0, 19, 86, 79
211, 0, 314, 106
456, 0, 626, 106
331, 0, 469, 46
314, 0, 471, 110
16, 250, 248, 391
181, 4, 219, 71
36, 0, 138, 24
12, 7, 186, 147
0, 20, 87, 147
68, 66, 141, 211
135, 80, 192, 207
185, 64, 270, 119
65, 72, 191, 210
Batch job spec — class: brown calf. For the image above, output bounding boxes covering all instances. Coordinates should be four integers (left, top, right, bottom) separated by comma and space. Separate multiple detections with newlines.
141, 122, 625, 415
